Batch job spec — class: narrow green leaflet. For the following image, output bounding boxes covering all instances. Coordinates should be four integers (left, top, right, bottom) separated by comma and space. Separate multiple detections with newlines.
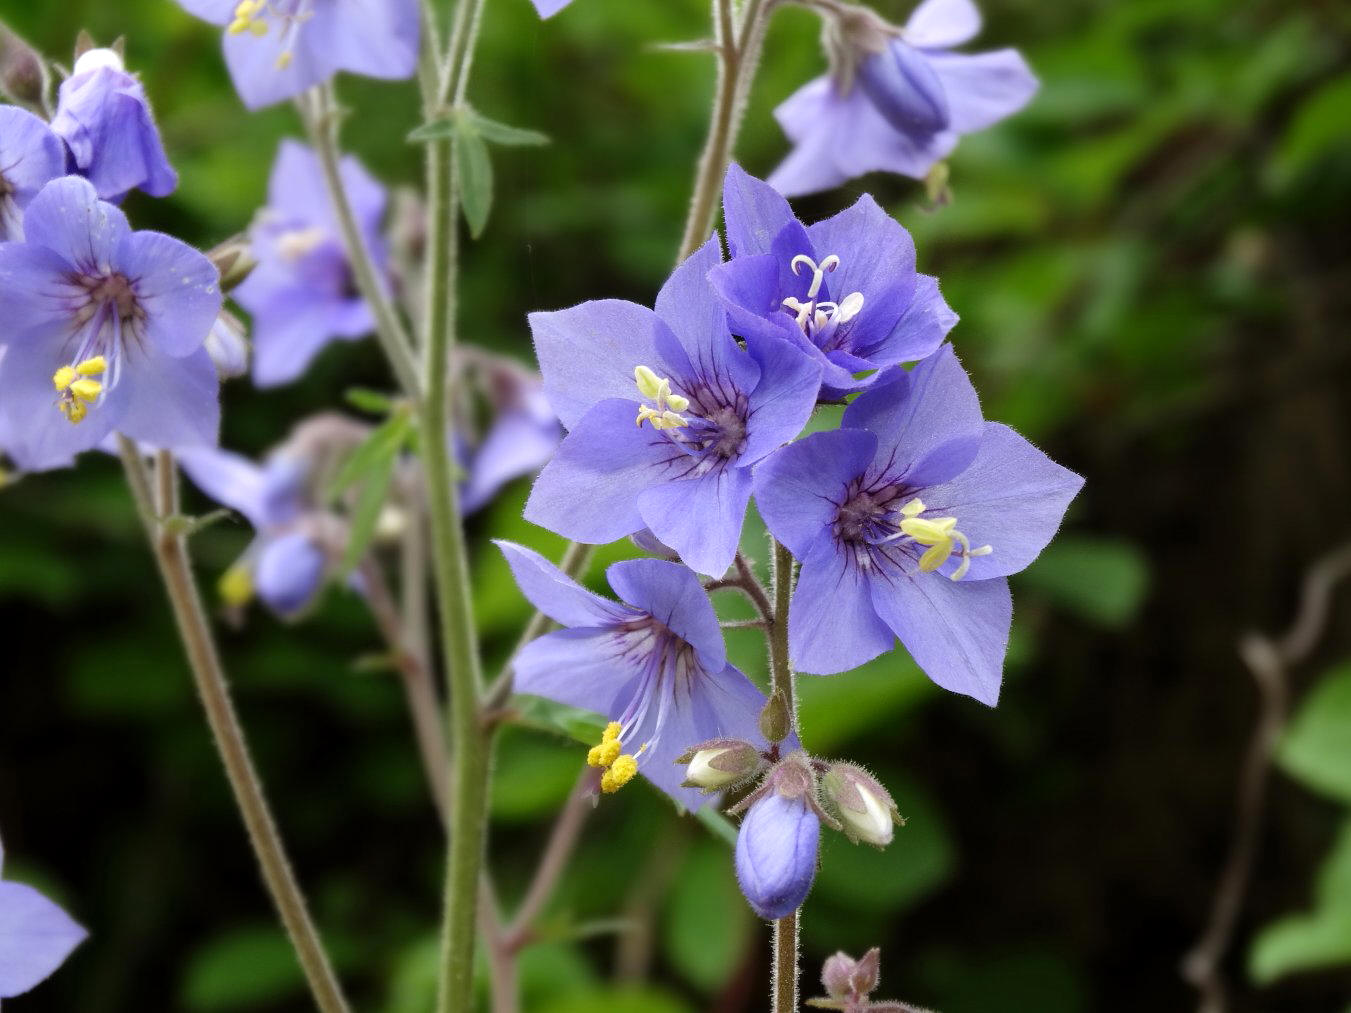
326, 410, 411, 503
327, 411, 411, 576
457, 128, 493, 239
1278, 661, 1351, 803
470, 112, 549, 147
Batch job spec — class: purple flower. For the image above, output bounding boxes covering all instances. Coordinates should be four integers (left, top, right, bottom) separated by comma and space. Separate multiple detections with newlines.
0, 106, 65, 241
735, 792, 820, 919
0, 834, 87, 999
234, 140, 386, 388
0, 176, 221, 473
462, 375, 561, 514
712, 164, 954, 398
174, 0, 419, 110
526, 236, 821, 576
753, 345, 1082, 704
770, 0, 1038, 197
51, 48, 177, 202
531, 0, 574, 15
497, 540, 776, 811
179, 445, 332, 617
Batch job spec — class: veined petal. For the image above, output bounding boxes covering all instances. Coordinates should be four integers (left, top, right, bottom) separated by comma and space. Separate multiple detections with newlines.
22, 177, 129, 275
496, 540, 631, 628
115, 346, 219, 452
903, 0, 982, 49
842, 344, 984, 486
789, 532, 896, 675
525, 399, 683, 544
919, 422, 1083, 579
637, 466, 754, 579
740, 332, 822, 464
706, 254, 805, 349
753, 428, 877, 559
605, 558, 726, 670
0, 243, 82, 342
855, 273, 956, 366
722, 162, 801, 258
513, 627, 645, 717
116, 231, 221, 357
0, 108, 65, 240
857, 41, 951, 136
529, 301, 675, 430
926, 49, 1039, 134
0, 880, 87, 999
869, 569, 1010, 705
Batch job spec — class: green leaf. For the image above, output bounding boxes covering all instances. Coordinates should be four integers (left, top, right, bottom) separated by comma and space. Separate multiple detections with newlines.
337, 445, 397, 577
536, 986, 693, 1013
181, 925, 303, 1010
470, 111, 550, 146
1018, 536, 1150, 629
1269, 72, 1351, 186
491, 726, 583, 822
326, 410, 411, 501
406, 117, 459, 144
1278, 662, 1351, 802
458, 129, 493, 238
344, 386, 396, 415
662, 839, 753, 990
509, 694, 608, 746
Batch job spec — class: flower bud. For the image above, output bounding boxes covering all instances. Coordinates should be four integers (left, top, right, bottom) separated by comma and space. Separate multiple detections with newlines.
735, 791, 820, 920
254, 531, 327, 618
0, 21, 46, 107
822, 764, 901, 847
758, 688, 791, 744
821, 946, 881, 1000
208, 237, 259, 293
856, 39, 950, 136
676, 738, 762, 791
204, 312, 250, 379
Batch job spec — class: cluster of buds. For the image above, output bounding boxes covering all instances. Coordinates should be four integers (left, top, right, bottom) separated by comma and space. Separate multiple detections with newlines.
808, 948, 932, 1013
678, 699, 903, 920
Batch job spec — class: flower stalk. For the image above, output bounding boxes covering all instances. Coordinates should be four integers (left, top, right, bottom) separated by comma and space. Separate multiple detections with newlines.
117, 439, 349, 1013
767, 536, 801, 1012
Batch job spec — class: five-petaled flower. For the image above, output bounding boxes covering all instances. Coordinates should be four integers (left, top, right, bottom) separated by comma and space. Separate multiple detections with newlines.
0, 106, 64, 241
0, 833, 87, 1001
712, 164, 955, 399
526, 236, 821, 577
753, 345, 1082, 704
497, 540, 779, 810
234, 140, 387, 388
51, 48, 178, 202
173, 0, 419, 110
0, 176, 222, 472
770, 0, 1038, 197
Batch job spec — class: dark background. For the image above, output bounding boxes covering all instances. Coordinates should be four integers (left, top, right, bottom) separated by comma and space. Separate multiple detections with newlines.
1, 0, 1350, 1009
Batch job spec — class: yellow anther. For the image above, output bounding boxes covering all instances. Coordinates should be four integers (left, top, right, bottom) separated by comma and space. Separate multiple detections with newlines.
234, 0, 258, 16
665, 393, 690, 413
633, 365, 690, 431
602, 721, 622, 743
250, 19, 269, 36
275, 49, 293, 68
634, 365, 662, 400
219, 564, 255, 607
75, 356, 106, 376
600, 754, 638, 794
228, 18, 250, 34
61, 401, 87, 424
899, 498, 926, 518
587, 739, 622, 769
52, 366, 76, 392
896, 498, 990, 580
68, 378, 102, 403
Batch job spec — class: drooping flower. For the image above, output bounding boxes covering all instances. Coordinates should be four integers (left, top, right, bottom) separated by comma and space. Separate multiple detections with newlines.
0, 833, 87, 1000
458, 357, 561, 514
712, 164, 954, 398
497, 540, 777, 810
769, 0, 1038, 197
51, 48, 177, 202
526, 236, 821, 576
234, 140, 387, 388
753, 345, 1083, 704
735, 790, 820, 920
0, 176, 221, 472
173, 0, 419, 110
0, 106, 64, 241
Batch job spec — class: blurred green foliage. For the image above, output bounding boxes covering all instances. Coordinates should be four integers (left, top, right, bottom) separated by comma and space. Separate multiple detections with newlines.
0, 0, 1349, 1010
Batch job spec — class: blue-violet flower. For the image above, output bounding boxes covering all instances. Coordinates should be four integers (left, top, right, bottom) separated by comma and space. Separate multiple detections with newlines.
0, 833, 87, 1000
735, 790, 820, 920
0, 106, 64, 241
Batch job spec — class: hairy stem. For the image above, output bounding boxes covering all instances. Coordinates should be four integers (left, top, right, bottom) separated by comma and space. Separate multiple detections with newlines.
118, 440, 349, 1013
676, 0, 777, 260
772, 910, 800, 1013
303, 86, 420, 395
420, 0, 492, 1007
768, 537, 799, 1011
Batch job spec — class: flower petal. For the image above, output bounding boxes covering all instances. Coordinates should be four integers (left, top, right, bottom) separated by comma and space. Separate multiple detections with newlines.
857, 41, 950, 135
317, 0, 419, 82
605, 557, 726, 669
868, 570, 1010, 705
903, 0, 982, 49
0, 243, 83, 343
789, 532, 896, 675
22, 176, 129, 274
0, 880, 86, 999
513, 627, 644, 716
0, 108, 64, 240
735, 793, 820, 920
462, 405, 560, 514
753, 428, 877, 559
525, 399, 684, 544
495, 540, 630, 628
926, 49, 1039, 134
855, 273, 956, 366
177, 447, 269, 527
740, 333, 822, 464
116, 346, 219, 452
919, 422, 1083, 579
842, 344, 984, 486
255, 532, 327, 617
722, 162, 802, 259
117, 230, 222, 357
637, 466, 753, 579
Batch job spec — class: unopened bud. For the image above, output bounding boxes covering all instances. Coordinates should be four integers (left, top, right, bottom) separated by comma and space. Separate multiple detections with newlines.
208, 236, 259, 292
821, 764, 901, 847
758, 688, 791, 744
821, 946, 881, 1000
0, 21, 46, 107
676, 738, 762, 791
205, 311, 249, 379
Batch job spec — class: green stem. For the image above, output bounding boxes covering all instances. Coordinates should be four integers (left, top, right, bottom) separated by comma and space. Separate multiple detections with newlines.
772, 910, 799, 1013
304, 86, 421, 395
420, 0, 491, 1008
118, 440, 350, 1013
768, 537, 799, 1011
676, 0, 777, 260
